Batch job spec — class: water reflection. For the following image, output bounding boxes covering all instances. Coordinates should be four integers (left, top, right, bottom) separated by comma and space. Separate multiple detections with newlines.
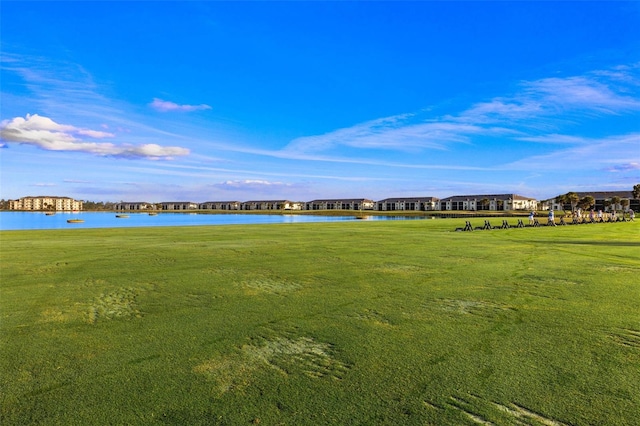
0, 211, 429, 231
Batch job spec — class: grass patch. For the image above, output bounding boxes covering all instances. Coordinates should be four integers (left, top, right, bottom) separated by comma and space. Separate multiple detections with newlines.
1, 220, 639, 425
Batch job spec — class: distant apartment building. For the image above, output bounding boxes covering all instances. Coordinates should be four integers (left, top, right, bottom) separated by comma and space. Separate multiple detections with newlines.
158, 201, 199, 210
375, 197, 439, 211
9, 196, 83, 211
114, 202, 156, 211
305, 198, 375, 211
241, 200, 302, 210
199, 201, 241, 210
439, 194, 537, 211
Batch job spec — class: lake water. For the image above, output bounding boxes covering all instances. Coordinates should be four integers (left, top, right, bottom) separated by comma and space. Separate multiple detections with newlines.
0, 211, 426, 231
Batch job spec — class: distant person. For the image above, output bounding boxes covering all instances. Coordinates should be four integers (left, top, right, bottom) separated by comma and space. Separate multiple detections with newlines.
629, 209, 635, 221
611, 211, 617, 222
528, 210, 535, 225
598, 210, 603, 222
548, 209, 556, 226
589, 209, 595, 222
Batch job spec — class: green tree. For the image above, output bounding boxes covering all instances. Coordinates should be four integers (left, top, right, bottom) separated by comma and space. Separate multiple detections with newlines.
567, 192, 580, 212
620, 198, 630, 211
578, 195, 595, 211
633, 184, 640, 200
611, 196, 621, 211
555, 194, 569, 213
480, 198, 490, 211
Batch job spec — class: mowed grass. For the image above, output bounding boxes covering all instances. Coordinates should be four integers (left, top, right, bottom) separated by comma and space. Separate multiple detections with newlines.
1, 219, 639, 425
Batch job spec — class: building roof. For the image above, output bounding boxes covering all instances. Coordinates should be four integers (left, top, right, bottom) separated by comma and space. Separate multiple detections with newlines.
376, 197, 439, 202
23, 195, 75, 199
440, 194, 536, 202
158, 201, 197, 204
200, 201, 241, 204
242, 200, 296, 204
116, 201, 153, 204
307, 198, 373, 203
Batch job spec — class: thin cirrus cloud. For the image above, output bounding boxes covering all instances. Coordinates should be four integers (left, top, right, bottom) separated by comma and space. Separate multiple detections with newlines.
0, 114, 190, 160
502, 133, 640, 172
149, 98, 212, 112
214, 179, 292, 191
284, 114, 499, 155
285, 65, 640, 156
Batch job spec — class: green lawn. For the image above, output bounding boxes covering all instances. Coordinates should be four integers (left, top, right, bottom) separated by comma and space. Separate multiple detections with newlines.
1, 220, 639, 425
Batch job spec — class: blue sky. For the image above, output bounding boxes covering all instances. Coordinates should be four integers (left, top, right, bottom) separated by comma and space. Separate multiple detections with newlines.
1, 1, 639, 203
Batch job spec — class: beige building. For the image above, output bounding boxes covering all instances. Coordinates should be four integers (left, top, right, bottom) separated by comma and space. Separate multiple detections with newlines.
375, 197, 439, 211
9, 196, 83, 211
158, 201, 199, 210
199, 201, 241, 210
439, 194, 537, 211
114, 202, 156, 211
305, 198, 374, 211
241, 200, 302, 210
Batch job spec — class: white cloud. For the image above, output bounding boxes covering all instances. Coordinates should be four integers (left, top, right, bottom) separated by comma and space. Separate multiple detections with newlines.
149, 98, 212, 112
285, 64, 640, 156
216, 179, 291, 190
515, 134, 590, 144
285, 113, 499, 154
502, 133, 640, 172
0, 114, 190, 160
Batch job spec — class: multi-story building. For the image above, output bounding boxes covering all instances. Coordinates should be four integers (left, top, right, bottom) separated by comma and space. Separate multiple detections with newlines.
305, 198, 374, 211
158, 201, 199, 210
375, 197, 439, 211
114, 202, 156, 211
439, 194, 537, 211
9, 196, 83, 211
241, 200, 302, 210
199, 201, 241, 210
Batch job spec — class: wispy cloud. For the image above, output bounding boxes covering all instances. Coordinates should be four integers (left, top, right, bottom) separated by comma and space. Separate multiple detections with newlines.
606, 162, 640, 172
285, 65, 640, 156
0, 114, 190, 160
213, 179, 291, 191
149, 98, 211, 112
502, 133, 640, 172
285, 114, 498, 154
1, 53, 192, 141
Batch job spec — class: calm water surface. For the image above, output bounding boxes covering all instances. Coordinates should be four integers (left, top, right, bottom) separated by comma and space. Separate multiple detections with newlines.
0, 211, 424, 231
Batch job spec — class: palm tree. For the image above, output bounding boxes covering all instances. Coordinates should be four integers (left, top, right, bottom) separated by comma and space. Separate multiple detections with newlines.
567, 192, 580, 212
611, 196, 621, 211
578, 195, 595, 211
480, 198, 490, 211
633, 184, 640, 201
620, 198, 630, 212
555, 194, 569, 213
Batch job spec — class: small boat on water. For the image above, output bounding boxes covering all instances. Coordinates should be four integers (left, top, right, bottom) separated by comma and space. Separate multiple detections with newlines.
115, 214, 130, 218
45, 212, 56, 216
148, 212, 158, 216
67, 219, 84, 223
